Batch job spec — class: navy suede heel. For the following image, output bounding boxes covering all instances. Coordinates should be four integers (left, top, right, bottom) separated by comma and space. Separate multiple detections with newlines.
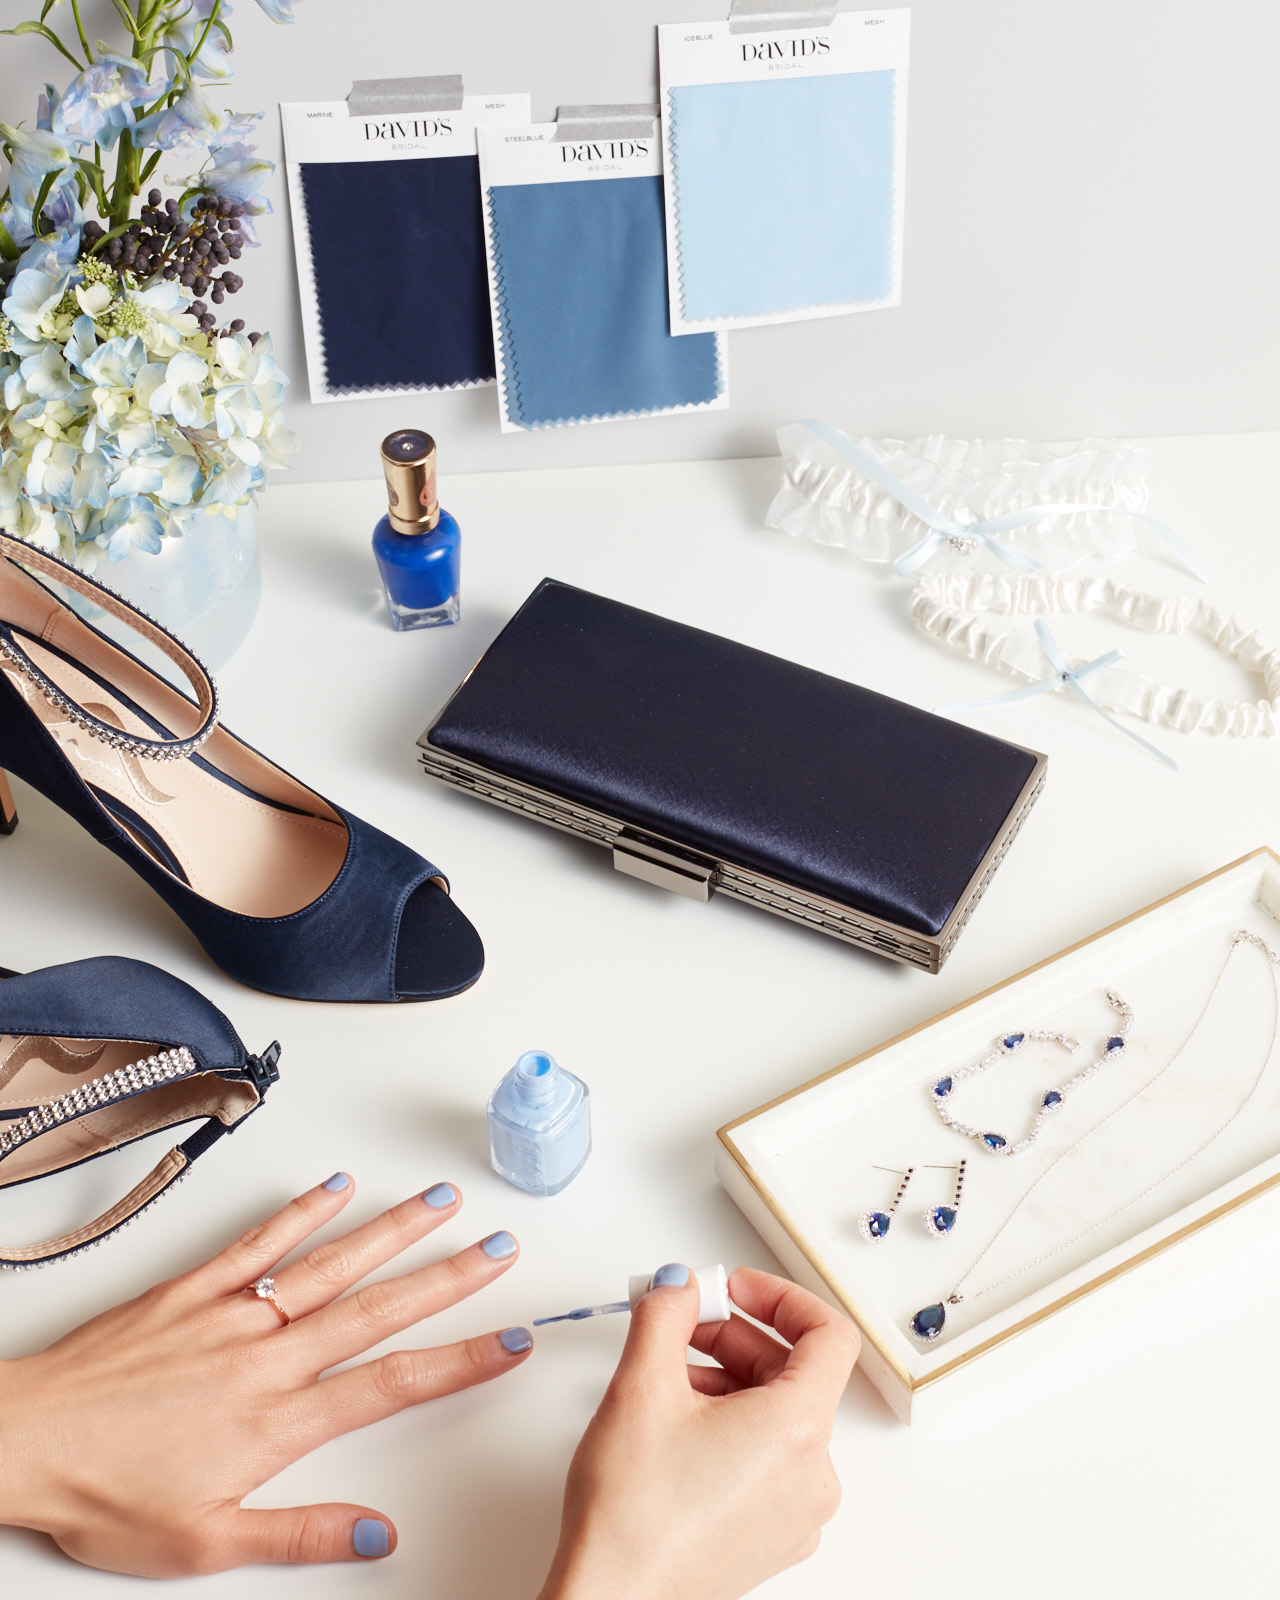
0, 955, 281, 1266
0, 532, 483, 1003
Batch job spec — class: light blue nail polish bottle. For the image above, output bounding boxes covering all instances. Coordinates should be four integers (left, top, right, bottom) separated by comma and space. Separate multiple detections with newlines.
487, 1050, 591, 1197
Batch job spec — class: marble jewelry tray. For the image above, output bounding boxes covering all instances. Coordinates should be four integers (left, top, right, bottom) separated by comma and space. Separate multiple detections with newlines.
717, 848, 1280, 1421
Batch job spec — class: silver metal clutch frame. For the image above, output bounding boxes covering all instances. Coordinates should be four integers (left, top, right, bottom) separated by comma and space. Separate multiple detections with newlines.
417, 714, 1047, 973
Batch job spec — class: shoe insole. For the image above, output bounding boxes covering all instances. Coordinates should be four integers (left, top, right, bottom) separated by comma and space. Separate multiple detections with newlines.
2, 639, 349, 918
0, 1030, 258, 1185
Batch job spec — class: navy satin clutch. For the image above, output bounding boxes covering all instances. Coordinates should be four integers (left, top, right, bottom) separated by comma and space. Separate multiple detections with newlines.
418, 580, 1046, 970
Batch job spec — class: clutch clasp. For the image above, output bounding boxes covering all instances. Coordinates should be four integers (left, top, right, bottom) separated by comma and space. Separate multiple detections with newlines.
612, 830, 715, 902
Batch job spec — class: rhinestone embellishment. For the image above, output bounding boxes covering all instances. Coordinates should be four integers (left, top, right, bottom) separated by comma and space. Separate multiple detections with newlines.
0, 622, 219, 764
252, 1275, 278, 1299
928, 995, 1132, 1158
859, 1209, 892, 1243
0, 1046, 197, 1159
910, 1302, 948, 1341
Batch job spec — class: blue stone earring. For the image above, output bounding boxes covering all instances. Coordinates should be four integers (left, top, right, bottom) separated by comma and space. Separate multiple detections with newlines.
859, 1165, 914, 1243
922, 1160, 966, 1237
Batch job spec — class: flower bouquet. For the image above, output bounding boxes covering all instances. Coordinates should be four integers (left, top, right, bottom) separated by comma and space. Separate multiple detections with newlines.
0, 0, 299, 615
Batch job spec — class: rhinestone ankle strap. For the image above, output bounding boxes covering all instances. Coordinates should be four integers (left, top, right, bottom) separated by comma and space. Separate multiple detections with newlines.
0, 532, 220, 761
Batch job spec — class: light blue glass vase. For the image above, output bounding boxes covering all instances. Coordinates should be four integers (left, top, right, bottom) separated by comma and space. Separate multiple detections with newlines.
64, 502, 260, 673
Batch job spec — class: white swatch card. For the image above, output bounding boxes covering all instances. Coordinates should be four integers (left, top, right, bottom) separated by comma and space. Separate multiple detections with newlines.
659, 10, 909, 334
281, 95, 529, 403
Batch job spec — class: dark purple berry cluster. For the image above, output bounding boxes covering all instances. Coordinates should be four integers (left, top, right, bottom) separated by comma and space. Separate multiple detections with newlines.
81, 190, 249, 334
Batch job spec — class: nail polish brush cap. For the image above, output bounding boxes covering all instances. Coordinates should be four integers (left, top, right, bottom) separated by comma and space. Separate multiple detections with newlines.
380, 428, 440, 535
628, 1263, 731, 1325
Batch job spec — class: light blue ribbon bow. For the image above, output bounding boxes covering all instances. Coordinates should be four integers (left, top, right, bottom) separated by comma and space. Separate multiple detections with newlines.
796, 420, 1209, 584
934, 619, 1178, 772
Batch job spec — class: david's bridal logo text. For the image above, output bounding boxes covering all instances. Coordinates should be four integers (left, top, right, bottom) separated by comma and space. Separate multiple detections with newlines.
560, 140, 649, 162
741, 36, 829, 60
364, 117, 453, 140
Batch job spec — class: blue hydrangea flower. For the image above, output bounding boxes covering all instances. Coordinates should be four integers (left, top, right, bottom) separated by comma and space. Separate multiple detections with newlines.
253, 0, 304, 20
95, 495, 167, 560
18, 342, 79, 402
24, 436, 79, 503
80, 333, 149, 394
1, 265, 68, 340
53, 52, 158, 150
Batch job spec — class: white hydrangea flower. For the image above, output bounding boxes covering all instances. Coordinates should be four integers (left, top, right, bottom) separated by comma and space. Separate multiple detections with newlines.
2, 255, 294, 573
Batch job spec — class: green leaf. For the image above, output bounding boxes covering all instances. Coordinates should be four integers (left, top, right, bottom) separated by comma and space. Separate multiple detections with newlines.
104, 0, 142, 39
0, 216, 20, 262
31, 166, 61, 237
73, 155, 109, 211
0, 21, 85, 71
89, 217, 138, 251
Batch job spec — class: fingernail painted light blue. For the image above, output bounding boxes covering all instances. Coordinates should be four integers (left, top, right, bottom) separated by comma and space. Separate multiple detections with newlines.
487, 174, 722, 428
423, 1182, 457, 1209
482, 1230, 518, 1260
650, 1263, 690, 1289
323, 1172, 350, 1191
500, 1326, 534, 1353
668, 71, 897, 321
487, 1050, 592, 1197
352, 1519, 389, 1559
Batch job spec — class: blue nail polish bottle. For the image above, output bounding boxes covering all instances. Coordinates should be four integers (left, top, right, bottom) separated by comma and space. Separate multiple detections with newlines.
487, 1050, 591, 1197
373, 429, 461, 631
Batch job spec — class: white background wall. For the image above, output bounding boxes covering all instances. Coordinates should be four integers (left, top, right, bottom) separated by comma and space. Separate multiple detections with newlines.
3, 0, 1277, 482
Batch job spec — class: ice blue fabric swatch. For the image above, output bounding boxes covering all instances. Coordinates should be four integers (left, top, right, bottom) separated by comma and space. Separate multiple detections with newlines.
487, 174, 721, 428
668, 70, 897, 321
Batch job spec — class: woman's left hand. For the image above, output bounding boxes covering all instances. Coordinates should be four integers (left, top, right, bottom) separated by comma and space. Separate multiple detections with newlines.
0, 1173, 530, 1576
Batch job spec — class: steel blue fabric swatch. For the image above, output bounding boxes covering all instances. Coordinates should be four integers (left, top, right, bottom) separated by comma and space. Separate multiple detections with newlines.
487, 174, 721, 428
299, 154, 495, 392
668, 71, 897, 321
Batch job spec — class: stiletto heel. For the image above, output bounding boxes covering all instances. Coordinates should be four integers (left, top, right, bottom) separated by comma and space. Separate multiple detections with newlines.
0, 533, 483, 1002
0, 768, 16, 834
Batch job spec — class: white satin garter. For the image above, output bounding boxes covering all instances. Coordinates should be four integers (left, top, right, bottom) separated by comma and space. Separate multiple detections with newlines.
767, 422, 1206, 580
911, 575, 1280, 740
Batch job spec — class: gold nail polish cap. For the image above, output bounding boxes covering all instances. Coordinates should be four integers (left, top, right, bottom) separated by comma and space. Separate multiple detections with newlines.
380, 429, 440, 535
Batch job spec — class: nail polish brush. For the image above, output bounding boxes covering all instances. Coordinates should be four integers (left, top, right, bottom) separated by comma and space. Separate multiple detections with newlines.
534, 1263, 732, 1327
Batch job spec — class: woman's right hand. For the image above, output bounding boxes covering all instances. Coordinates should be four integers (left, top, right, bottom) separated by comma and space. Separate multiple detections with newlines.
538, 1265, 860, 1600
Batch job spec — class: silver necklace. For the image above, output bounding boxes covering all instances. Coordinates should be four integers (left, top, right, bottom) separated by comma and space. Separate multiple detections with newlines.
910, 930, 1280, 1344
930, 995, 1132, 1156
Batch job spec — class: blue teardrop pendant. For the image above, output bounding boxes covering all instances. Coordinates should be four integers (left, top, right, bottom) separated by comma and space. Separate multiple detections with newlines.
925, 1205, 957, 1236
911, 1302, 947, 1341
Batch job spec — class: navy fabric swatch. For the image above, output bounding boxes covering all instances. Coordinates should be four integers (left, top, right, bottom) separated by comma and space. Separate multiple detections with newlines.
487, 174, 721, 428
299, 154, 496, 393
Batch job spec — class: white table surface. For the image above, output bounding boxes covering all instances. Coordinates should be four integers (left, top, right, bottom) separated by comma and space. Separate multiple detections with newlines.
2, 434, 1278, 1599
